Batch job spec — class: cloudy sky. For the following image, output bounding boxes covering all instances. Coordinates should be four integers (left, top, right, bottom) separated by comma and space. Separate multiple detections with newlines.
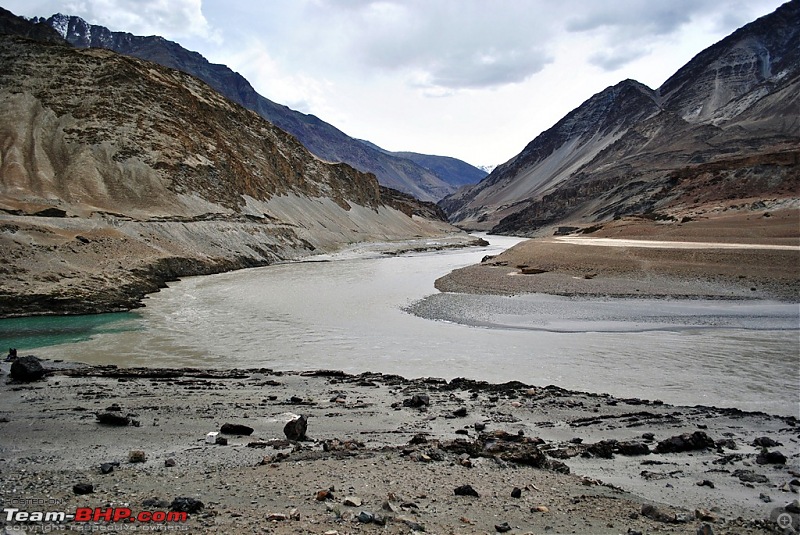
4, 0, 788, 167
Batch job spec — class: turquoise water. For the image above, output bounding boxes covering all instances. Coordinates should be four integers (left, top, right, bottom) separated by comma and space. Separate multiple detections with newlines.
0, 312, 140, 351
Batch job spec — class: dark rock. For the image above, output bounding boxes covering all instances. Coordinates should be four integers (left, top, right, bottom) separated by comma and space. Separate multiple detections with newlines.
759, 493, 772, 503
715, 438, 737, 450
786, 499, 800, 514
454, 484, 480, 497
96, 412, 131, 426
403, 394, 430, 408
570, 437, 583, 444
10, 356, 45, 382
99, 463, 115, 474
752, 436, 781, 448
642, 432, 655, 441
398, 517, 425, 531
290, 396, 303, 404
756, 450, 786, 465
453, 407, 468, 417
495, 522, 512, 533
617, 441, 650, 456
474, 422, 486, 431
511, 487, 522, 499
164, 458, 176, 467
655, 431, 714, 453
409, 433, 428, 445
455, 429, 469, 435
170, 497, 204, 514
696, 479, 715, 489
215, 436, 228, 446
283, 415, 307, 441
357, 511, 374, 523
73, 483, 94, 495
585, 440, 615, 459
220, 423, 254, 436
732, 469, 769, 483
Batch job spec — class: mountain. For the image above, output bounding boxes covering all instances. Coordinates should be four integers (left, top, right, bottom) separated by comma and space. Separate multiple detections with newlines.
0, 10, 468, 317
358, 139, 487, 188
36, 13, 484, 201
441, 0, 800, 233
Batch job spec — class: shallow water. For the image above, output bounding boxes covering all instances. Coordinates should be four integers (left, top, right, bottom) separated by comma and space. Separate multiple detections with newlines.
4, 235, 798, 416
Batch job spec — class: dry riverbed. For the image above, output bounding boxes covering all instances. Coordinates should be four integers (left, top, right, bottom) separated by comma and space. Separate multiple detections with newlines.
1, 359, 798, 534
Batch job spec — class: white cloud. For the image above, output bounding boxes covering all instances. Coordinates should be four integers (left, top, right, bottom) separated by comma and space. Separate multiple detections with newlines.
222, 38, 339, 119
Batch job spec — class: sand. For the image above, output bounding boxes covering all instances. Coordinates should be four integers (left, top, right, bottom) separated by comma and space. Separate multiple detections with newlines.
436, 212, 800, 301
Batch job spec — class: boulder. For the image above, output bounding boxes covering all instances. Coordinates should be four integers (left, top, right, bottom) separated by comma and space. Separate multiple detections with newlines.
403, 394, 430, 408
617, 441, 651, 456
283, 415, 307, 441
655, 431, 714, 453
752, 436, 781, 448
756, 450, 787, 465
96, 412, 131, 426
10, 355, 44, 382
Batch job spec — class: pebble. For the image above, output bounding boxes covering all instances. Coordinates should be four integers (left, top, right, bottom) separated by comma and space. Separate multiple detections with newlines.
454, 484, 480, 497
495, 521, 512, 532
343, 496, 362, 507
72, 483, 93, 495
128, 450, 146, 463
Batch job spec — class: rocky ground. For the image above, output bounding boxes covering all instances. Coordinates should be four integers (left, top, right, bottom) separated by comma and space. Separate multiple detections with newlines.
1, 360, 798, 534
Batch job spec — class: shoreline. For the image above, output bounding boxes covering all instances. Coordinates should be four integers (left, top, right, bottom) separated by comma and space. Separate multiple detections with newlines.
1, 361, 798, 534
0, 232, 486, 320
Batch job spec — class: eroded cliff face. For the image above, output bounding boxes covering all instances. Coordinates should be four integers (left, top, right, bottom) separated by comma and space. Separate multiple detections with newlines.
442, 1, 800, 234
38, 12, 483, 202
0, 33, 463, 317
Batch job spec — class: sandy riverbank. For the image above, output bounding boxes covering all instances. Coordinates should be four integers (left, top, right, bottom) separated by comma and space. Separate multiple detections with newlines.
437, 212, 800, 301
1, 360, 798, 534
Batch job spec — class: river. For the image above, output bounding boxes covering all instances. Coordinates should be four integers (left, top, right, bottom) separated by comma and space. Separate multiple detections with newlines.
2, 235, 798, 416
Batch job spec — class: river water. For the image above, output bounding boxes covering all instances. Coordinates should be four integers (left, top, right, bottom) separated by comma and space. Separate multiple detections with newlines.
4, 235, 798, 416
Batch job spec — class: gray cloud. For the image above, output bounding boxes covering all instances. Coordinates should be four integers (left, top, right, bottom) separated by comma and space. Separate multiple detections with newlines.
302, 0, 555, 91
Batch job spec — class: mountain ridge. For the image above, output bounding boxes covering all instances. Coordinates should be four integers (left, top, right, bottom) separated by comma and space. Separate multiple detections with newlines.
36, 13, 484, 201
441, 0, 800, 234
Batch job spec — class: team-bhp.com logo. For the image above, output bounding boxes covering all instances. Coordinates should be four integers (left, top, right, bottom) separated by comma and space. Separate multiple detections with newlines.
4, 507, 188, 530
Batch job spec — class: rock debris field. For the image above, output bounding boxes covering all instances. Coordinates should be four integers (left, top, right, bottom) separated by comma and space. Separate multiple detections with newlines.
0, 359, 798, 534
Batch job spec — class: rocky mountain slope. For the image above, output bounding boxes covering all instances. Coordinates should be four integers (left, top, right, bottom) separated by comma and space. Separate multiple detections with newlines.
36, 13, 484, 201
0, 12, 470, 317
441, 1, 800, 233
